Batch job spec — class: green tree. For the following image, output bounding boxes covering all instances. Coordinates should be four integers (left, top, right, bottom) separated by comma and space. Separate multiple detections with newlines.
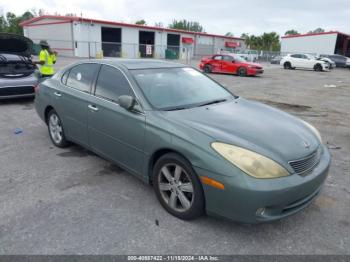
135, 19, 146, 25
168, 19, 204, 32
285, 29, 299, 35
0, 11, 36, 34
225, 32, 234, 37
308, 28, 325, 34
241, 32, 280, 51
154, 22, 164, 27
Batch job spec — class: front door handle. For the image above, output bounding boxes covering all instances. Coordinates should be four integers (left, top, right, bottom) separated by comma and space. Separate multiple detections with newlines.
54, 92, 62, 97
88, 104, 99, 112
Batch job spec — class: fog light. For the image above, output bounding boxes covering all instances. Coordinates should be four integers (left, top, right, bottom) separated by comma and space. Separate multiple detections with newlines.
256, 207, 266, 216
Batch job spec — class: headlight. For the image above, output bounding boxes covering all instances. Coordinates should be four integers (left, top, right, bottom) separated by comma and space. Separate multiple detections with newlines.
301, 120, 322, 143
211, 142, 290, 179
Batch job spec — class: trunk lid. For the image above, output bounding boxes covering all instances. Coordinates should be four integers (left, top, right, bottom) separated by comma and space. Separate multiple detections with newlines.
0, 33, 33, 57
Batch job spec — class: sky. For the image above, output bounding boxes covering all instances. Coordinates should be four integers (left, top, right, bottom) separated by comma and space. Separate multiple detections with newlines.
1, 0, 350, 37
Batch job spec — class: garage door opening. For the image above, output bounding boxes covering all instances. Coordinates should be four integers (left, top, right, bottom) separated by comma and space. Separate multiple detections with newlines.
102, 27, 121, 57
139, 31, 155, 58
166, 34, 180, 59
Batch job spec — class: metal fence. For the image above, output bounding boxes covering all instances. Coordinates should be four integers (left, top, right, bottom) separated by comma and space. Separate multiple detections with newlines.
30, 38, 318, 66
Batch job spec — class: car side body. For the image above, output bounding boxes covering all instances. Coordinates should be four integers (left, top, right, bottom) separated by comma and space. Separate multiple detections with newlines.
320, 54, 350, 68
280, 54, 329, 71
199, 54, 263, 76
35, 59, 331, 223
0, 33, 39, 99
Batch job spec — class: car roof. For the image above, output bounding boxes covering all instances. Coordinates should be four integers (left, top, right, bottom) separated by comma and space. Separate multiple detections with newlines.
88, 58, 186, 70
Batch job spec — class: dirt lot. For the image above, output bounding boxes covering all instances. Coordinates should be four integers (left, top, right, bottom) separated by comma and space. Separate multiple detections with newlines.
0, 59, 349, 254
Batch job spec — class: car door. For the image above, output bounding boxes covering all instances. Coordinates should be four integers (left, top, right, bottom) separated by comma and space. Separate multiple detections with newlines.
221, 55, 237, 73
290, 54, 302, 67
210, 55, 223, 72
87, 64, 146, 175
54, 63, 100, 147
300, 54, 313, 68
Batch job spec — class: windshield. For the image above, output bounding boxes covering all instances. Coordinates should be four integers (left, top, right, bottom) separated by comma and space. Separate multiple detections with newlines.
131, 67, 233, 110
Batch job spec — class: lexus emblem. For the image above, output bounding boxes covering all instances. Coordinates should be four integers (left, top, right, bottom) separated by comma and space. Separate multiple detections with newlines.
303, 140, 311, 149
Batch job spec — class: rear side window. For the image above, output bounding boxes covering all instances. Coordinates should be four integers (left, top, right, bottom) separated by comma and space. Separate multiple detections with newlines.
66, 64, 99, 93
95, 65, 134, 102
213, 55, 223, 60
223, 55, 233, 61
291, 54, 300, 58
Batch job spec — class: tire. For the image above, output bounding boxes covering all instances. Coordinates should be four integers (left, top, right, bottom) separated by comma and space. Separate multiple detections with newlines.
238, 67, 247, 77
204, 64, 212, 73
283, 62, 292, 69
153, 153, 205, 220
314, 63, 323, 72
47, 109, 70, 148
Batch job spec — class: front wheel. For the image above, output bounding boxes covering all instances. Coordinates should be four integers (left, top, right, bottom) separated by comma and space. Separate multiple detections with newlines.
314, 63, 323, 71
153, 153, 205, 220
238, 67, 247, 77
47, 109, 70, 148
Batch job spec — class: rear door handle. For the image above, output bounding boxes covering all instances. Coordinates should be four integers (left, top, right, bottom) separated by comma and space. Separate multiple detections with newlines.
88, 104, 99, 112
54, 92, 62, 97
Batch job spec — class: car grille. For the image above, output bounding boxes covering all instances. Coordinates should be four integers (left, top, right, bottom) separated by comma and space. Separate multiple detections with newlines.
289, 147, 322, 176
0, 86, 35, 96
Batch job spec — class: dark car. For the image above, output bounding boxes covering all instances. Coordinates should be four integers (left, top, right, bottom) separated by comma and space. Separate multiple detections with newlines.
270, 55, 282, 64
319, 54, 350, 68
35, 59, 331, 223
0, 33, 39, 99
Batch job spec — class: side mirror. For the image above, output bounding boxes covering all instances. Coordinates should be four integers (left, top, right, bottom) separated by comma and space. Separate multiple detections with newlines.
232, 60, 235, 63
118, 95, 136, 111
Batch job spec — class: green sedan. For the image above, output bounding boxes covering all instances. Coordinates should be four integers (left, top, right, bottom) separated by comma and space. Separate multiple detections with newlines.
35, 59, 331, 223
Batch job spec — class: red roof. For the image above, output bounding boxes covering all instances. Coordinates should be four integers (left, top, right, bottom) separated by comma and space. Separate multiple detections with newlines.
20, 15, 244, 41
281, 31, 350, 39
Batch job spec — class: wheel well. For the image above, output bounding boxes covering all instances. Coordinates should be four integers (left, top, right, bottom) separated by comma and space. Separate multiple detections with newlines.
44, 106, 54, 124
148, 148, 188, 184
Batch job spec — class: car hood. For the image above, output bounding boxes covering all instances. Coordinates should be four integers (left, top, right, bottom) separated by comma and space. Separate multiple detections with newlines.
162, 98, 320, 164
0, 33, 33, 57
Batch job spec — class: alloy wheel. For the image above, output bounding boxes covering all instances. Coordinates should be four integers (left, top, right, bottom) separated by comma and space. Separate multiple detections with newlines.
49, 113, 63, 144
158, 163, 194, 212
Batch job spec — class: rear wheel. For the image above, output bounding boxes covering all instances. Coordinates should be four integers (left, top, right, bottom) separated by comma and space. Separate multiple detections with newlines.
238, 67, 247, 77
284, 62, 292, 69
204, 64, 212, 73
47, 109, 70, 148
153, 153, 205, 220
314, 63, 323, 71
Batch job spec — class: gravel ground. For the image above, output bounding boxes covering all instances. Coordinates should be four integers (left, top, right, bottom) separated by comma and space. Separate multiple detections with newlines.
0, 58, 349, 254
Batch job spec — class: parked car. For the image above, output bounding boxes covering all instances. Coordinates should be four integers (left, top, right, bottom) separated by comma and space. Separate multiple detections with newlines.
199, 54, 263, 76
0, 33, 39, 99
280, 54, 329, 71
35, 59, 331, 223
319, 54, 350, 68
270, 55, 282, 64
235, 49, 259, 62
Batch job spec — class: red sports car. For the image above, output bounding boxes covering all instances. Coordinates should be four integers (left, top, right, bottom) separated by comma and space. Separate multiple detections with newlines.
199, 54, 264, 76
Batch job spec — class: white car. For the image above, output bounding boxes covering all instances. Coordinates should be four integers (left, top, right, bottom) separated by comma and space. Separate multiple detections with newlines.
280, 54, 329, 71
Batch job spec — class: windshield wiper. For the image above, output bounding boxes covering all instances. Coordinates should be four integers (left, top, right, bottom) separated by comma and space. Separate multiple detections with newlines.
198, 99, 227, 107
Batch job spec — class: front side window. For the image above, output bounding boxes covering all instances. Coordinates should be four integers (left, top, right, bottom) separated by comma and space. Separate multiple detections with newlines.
95, 65, 134, 102
223, 55, 234, 61
66, 63, 99, 93
131, 67, 233, 110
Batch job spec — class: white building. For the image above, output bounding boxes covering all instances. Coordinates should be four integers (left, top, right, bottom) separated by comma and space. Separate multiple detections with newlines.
281, 31, 350, 56
20, 15, 245, 59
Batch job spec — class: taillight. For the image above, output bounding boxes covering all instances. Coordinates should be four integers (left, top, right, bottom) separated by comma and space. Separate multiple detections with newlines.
34, 84, 40, 93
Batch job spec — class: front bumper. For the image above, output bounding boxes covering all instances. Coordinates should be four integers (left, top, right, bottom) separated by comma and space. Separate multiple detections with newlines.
195, 145, 331, 223
248, 68, 264, 75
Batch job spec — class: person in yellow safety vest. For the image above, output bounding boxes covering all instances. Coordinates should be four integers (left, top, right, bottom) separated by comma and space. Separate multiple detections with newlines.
33, 40, 57, 78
